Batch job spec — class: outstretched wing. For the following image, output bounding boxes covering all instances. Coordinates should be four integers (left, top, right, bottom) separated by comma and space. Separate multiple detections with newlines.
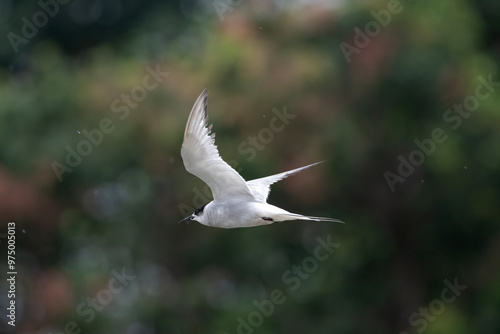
246, 161, 325, 203
181, 89, 254, 202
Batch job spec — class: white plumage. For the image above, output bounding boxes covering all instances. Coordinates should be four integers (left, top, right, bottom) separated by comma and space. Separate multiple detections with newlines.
179, 88, 343, 228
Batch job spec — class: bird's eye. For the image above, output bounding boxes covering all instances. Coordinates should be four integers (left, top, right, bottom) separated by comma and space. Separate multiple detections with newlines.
194, 203, 207, 215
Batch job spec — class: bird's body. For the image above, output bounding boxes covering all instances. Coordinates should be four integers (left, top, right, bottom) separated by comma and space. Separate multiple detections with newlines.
179, 88, 343, 228
194, 200, 324, 228
197, 201, 272, 228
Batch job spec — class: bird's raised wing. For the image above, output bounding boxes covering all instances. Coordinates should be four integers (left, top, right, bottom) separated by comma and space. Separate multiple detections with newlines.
181, 89, 254, 202
246, 161, 325, 203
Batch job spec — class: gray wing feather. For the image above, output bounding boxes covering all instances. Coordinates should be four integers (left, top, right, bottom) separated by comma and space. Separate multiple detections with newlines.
246, 161, 325, 203
181, 89, 254, 202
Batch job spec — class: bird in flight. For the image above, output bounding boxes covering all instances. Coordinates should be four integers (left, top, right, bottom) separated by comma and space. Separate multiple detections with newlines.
179, 88, 343, 228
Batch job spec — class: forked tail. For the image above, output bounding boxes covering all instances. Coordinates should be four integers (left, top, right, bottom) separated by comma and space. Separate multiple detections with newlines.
274, 213, 344, 224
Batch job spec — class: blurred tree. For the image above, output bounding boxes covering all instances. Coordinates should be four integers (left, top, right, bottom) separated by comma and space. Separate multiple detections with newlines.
0, 0, 499, 333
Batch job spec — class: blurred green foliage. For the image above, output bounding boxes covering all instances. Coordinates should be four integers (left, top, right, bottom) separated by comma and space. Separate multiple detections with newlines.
0, 0, 499, 333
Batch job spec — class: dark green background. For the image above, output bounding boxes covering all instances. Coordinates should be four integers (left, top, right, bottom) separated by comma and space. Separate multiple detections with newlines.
0, 0, 499, 333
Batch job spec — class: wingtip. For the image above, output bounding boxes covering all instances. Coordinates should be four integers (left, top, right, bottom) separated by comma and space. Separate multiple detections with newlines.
202, 89, 208, 118
183, 88, 211, 138
314, 160, 326, 166
303, 161, 326, 169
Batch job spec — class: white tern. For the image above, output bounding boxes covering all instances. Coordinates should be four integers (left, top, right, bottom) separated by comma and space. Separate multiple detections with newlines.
179, 88, 343, 228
